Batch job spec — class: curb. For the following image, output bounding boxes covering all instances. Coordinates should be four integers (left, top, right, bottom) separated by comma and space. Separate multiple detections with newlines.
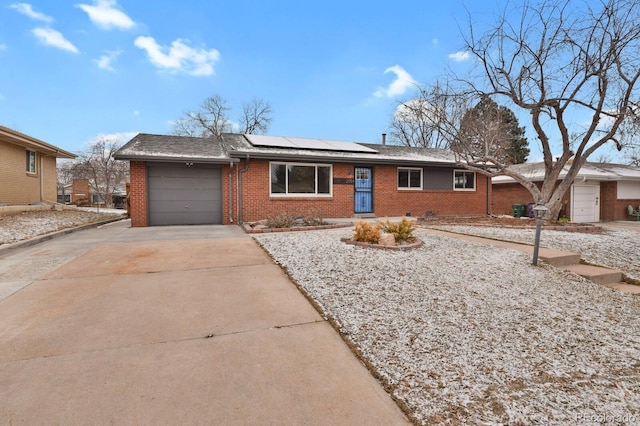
0, 217, 128, 258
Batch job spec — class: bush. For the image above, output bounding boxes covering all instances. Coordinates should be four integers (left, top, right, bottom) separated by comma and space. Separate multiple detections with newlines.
379, 217, 417, 244
266, 212, 296, 228
301, 208, 326, 226
353, 220, 381, 244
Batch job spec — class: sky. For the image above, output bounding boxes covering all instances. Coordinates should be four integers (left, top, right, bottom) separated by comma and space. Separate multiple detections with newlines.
0, 0, 627, 162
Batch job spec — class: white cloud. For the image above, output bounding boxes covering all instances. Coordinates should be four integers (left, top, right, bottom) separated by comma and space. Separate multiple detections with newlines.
373, 65, 416, 98
85, 131, 138, 146
10, 3, 54, 23
32, 27, 78, 53
432, 38, 439, 46
134, 36, 220, 76
132, 110, 140, 116
93, 50, 122, 71
0, 43, 6, 51
76, 0, 135, 30
448, 51, 470, 62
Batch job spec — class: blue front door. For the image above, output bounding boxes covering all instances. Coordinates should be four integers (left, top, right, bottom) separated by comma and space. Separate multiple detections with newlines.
354, 167, 373, 213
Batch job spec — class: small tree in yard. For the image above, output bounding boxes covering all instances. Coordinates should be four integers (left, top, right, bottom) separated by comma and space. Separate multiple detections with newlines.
73, 136, 128, 209
445, 0, 640, 220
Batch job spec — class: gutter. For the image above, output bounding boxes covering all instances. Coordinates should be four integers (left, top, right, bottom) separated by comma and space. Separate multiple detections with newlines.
113, 154, 240, 164
238, 155, 250, 224
227, 150, 456, 167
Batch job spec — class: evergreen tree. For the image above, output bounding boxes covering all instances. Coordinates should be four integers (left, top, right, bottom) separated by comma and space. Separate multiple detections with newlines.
455, 97, 529, 165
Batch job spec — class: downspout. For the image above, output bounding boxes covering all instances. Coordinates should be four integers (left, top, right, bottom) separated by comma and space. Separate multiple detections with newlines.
238, 155, 250, 224
228, 162, 234, 223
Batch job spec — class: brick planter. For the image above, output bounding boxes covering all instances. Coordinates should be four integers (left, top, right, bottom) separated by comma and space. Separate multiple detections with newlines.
340, 237, 424, 251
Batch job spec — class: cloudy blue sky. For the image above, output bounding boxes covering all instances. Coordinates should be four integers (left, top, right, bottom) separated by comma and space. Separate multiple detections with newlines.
2, 1, 524, 155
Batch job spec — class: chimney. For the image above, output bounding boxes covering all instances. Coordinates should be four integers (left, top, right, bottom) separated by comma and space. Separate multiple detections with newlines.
381, 133, 386, 145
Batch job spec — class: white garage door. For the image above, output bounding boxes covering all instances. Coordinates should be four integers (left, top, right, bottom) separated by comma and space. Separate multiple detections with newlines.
147, 163, 222, 226
571, 184, 600, 223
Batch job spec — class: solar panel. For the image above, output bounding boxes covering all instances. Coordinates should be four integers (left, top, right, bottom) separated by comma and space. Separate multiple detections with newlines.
245, 134, 378, 153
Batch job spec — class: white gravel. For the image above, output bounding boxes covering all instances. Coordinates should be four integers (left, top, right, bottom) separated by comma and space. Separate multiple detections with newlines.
254, 228, 640, 425
0, 210, 125, 245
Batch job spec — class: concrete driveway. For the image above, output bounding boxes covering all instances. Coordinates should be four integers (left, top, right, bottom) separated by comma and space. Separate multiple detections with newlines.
0, 221, 409, 425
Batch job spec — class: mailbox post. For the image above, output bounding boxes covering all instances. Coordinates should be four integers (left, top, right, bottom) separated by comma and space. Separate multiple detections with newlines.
532, 202, 549, 266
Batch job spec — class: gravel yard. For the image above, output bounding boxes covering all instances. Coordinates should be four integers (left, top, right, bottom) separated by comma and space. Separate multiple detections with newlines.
254, 228, 640, 425
0, 209, 125, 245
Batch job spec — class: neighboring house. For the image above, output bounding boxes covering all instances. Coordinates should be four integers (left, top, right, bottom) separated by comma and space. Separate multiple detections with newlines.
57, 179, 127, 208
492, 162, 640, 222
0, 125, 76, 205
114, 133, 490, 227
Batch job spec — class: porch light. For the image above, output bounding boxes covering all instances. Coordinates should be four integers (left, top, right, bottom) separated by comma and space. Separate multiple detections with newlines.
532, 202, 549, 266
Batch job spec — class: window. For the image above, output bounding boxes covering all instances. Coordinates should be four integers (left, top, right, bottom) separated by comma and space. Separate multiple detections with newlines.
92, 194, 106, 204
26, 150, 36, 174
398, 168, 422, 189
454, 170, 475, 190
270, 162, 332, 196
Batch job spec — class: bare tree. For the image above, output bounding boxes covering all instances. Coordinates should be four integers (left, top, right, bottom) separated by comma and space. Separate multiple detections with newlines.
173, 93, 272, 137
450, 0, 640, 220
56, 159, 76, 203
240, 98, 273, 134
73, 136, 128, 209
389, 81, 467, 148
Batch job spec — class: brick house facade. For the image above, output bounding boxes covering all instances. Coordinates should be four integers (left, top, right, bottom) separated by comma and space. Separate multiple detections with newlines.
0, 126, 75, 205
492, 162, 640, 222
116, 133, 491, 227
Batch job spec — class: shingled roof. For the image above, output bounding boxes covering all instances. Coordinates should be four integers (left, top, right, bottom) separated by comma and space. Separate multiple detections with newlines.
115, 132, 458, 166
114, 133, 235, 163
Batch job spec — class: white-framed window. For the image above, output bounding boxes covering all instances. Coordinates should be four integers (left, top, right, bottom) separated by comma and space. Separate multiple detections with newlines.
26, 150, 37, 174
270, 162, 332, 196
454, 170, 476, 191
398, 167, 422, 190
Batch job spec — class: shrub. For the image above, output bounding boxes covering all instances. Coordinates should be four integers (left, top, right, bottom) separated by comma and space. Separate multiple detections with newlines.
379, 217, 417, 244
353, 220, 381, 244
301, 208, 326, 226
266, 212, 296, 228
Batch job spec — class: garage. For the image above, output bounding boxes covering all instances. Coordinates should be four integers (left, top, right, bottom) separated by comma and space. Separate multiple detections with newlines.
147, 163, 222, 226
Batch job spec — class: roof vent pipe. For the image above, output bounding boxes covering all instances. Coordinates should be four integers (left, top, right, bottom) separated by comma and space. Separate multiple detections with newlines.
382, 133, 386, 145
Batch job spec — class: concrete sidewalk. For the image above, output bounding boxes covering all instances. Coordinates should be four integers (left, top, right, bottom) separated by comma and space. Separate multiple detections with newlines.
0, 222, 409, 425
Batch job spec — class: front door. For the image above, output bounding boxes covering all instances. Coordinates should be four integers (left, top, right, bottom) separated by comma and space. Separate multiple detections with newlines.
571, 183, 600, 223
354, 167, 373, 213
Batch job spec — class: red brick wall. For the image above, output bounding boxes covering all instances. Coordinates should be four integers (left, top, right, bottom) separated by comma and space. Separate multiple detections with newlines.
371, 165, 489, 218
492, 181, 572, 219
239, 160, 354, 222
129, 161, 147, 227
491, 182, 539, 216
239, 161, 489, 222
614, 198, 640, 221
71, 179, 90, 205
600, 181, 617, 221
220, 165, 236, 224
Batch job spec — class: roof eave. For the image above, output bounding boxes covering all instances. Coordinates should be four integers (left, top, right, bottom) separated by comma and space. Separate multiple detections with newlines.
114, 154, 239, 164
227, 150, 457, 166
0, 126, 76, 158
